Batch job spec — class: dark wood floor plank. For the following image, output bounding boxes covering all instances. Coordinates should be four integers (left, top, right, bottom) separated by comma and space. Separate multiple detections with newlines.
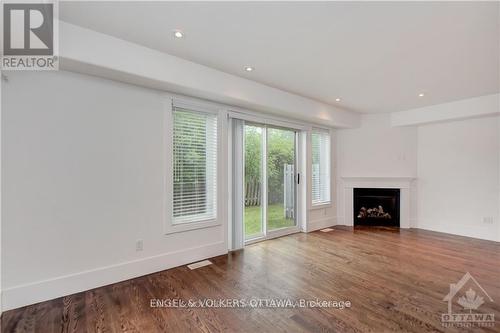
2, 227, 499, 333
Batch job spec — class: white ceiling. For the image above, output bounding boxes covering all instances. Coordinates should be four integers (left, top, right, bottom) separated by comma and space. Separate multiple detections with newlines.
60, 1, 499, 114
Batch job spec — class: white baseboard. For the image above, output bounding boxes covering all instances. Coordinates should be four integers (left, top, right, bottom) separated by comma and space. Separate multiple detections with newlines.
414, 224, 499, 243
2, 241, 227, 312
306, 217, 337, 232
334, 216, 351, 226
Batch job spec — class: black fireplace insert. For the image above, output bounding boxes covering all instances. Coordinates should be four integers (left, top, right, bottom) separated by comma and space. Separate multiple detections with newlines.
353, 188, 400, 227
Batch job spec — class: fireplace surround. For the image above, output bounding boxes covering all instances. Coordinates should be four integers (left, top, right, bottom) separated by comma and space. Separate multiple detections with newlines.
340, 177, 415, 228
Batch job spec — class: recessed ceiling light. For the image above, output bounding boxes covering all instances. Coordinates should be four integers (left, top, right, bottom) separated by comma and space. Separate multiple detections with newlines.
173, 30, 184, 39
335, 98, 341, 102
244, 66, 254, 72
418, 93, 425, 97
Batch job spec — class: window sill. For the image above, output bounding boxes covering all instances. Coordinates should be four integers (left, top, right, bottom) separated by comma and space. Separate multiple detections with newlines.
165, 218, 220, 235
310, 202, 332, 210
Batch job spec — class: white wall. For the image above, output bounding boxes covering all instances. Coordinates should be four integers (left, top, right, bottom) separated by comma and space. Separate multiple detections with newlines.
337, 114, 418, 178
498, 116, 500, 242
1, 71, 227, 310
0, 73, 3, 311
417, 116, 500, 241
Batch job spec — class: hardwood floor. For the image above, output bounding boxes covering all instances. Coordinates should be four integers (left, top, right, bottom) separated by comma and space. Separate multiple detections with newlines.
2, 226, 500, 333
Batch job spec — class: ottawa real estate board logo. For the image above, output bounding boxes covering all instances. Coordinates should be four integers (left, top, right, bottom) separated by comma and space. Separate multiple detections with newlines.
2, 1, 58, 70
442, 272, 495, 328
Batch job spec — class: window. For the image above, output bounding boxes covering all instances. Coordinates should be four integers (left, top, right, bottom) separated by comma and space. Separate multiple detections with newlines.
311, 129, 331, 205
172, 106, 217, 224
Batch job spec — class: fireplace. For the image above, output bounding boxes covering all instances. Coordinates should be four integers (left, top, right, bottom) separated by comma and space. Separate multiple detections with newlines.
353, 188, 400, 227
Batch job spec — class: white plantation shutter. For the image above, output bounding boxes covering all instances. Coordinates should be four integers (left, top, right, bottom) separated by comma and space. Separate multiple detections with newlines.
172, 106, 217, 224
311, 129, 331, 205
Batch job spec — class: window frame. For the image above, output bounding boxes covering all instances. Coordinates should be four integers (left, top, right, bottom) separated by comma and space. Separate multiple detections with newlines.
310, 128, 332, 209
164, 98, 222, 234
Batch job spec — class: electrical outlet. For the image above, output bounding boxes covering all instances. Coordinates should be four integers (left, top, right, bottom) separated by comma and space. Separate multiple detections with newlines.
136, 239, 143, 251
483, 217, 494, 224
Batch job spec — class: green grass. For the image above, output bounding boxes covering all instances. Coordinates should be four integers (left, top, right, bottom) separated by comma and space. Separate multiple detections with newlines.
244, 204, 295, 238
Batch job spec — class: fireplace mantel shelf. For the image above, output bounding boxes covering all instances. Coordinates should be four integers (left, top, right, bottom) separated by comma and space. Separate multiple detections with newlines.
341, 176, 416, 181
341, 177, 415, 190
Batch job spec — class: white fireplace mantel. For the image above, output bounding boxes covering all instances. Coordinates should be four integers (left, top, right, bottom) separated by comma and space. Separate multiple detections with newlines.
341, 176, 415, 189
339, 176, 416, 228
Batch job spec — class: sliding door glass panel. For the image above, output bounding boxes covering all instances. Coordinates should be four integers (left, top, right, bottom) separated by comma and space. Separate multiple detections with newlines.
267, 127, 296, 231
244, 125, 264, 239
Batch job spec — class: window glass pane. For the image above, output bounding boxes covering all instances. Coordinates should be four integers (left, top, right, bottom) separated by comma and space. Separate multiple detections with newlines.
312, 130, 331, 205
244, 125, 263, 239
267, 127, 296, 230
173, 107, 217, 223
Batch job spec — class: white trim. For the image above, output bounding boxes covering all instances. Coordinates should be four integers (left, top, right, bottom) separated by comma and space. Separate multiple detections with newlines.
340, 177, 415, 189
173, 97, 221, 115
219, 109, 229, 251
297, 130, 307, 232
268, 225, 301, 239
391, 93, 500, 127
245, 226, 300, 245
163, 98, 223, 234
2, 241, 227, 311
229, 118, 245, 250
309, 128, 334, 210
228, 110, 309, 131
0, 72, 2, 313
299, 130, 309, 232
413, 224, 500, 243
166, 219, 220, 234
310, 202, 332, 210
227, 118, 233, 250
306, 217, 337, 232
311, 126, 331, 133
330, 129, 337, 210
262, 126, 268, 237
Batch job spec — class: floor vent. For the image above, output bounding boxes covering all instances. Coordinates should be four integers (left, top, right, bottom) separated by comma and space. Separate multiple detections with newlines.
320, 228, 334, 232
187, 260, 213, 270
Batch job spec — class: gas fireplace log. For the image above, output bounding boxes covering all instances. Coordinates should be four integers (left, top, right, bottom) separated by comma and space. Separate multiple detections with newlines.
357, 206, 392, 219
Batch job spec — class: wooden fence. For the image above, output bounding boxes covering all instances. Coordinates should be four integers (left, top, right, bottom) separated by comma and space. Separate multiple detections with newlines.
245, 178, 261, 206
245, 164, 295, 220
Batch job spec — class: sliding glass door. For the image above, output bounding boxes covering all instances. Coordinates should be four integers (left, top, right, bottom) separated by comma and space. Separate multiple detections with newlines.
244, 123, 297, 241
